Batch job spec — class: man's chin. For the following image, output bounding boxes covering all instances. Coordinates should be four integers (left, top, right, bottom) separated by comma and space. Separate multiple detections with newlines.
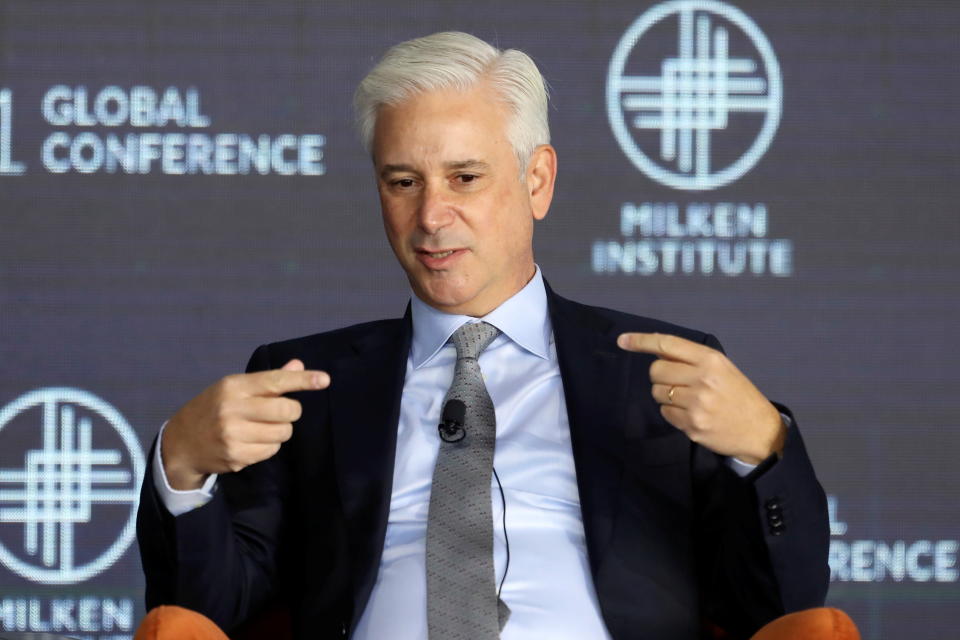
417, 291, 474, 312
411, 281, 481, 314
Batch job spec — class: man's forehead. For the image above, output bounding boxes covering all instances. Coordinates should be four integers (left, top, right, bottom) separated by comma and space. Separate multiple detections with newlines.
372, 85, 513, 172
374, 85, 509, 135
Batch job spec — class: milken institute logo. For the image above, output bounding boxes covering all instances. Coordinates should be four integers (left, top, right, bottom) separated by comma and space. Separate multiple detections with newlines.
0, 388, 144, 584
607, 0, 782, 190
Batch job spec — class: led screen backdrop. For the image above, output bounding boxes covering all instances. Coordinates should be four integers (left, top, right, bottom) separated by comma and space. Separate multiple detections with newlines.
1, 1, 958, 638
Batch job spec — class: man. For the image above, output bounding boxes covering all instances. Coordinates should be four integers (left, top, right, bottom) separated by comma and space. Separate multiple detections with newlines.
137, 32, 829, 640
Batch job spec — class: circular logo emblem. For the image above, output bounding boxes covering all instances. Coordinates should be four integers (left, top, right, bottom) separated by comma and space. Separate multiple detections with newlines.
0, 388, 145, 584
607, 0, 782, 190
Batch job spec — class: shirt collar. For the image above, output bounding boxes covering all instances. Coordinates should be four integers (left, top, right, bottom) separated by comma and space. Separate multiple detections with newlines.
409, 265, 551, 369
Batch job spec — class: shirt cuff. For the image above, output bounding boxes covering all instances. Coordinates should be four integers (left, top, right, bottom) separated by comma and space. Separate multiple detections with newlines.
152, 421, 218, 516
725, 456, 759, 477
724, 412, 793, 478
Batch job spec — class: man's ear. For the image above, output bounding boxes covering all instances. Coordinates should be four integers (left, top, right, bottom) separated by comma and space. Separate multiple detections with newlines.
526, 145, 557, 221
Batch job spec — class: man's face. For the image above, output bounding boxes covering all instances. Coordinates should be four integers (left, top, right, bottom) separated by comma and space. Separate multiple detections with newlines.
372, 84, 552, 317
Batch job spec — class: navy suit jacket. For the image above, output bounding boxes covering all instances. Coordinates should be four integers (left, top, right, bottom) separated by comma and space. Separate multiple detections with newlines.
137, 285, 830, 639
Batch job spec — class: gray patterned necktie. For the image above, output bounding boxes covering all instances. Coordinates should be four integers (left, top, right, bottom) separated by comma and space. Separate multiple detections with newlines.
426, 321, 511, 639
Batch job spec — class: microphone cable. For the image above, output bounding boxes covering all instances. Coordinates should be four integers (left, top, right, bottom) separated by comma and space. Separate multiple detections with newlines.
493, 466, 510, 598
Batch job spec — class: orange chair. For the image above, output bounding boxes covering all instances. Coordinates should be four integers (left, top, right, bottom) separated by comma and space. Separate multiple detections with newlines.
751, 608, 860, 640
135, 605, 861, 640
134, 605, 229, 640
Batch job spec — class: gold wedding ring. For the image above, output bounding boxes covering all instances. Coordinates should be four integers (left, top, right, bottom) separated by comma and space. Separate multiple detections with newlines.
667, 386, 677, 404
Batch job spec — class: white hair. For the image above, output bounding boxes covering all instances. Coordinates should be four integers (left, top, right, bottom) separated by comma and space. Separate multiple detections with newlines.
354, 31, 550, 175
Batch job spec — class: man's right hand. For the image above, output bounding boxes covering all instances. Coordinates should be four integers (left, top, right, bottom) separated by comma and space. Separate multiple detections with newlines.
161, 358, 331, 490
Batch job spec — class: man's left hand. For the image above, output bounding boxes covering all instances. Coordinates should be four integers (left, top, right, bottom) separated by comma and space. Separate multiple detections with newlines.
617, 332, 785, 465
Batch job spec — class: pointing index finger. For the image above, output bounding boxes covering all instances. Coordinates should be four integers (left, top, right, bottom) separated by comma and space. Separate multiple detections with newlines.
616, 332, 703, 364
247, 368, 331, 396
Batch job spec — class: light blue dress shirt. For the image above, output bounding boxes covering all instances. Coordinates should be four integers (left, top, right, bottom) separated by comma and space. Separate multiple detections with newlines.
353, 266, 612, 639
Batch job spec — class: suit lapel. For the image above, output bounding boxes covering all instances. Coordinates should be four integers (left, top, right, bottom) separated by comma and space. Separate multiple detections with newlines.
327, 307, 412, 624
547, 284, 631, 578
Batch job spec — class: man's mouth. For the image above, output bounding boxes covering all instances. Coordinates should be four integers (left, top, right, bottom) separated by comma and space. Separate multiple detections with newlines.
417, 247, 463, 257
415, 247, 466, 267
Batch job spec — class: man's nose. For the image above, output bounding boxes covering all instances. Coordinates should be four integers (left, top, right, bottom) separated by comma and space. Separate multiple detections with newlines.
417, 184, 456, 234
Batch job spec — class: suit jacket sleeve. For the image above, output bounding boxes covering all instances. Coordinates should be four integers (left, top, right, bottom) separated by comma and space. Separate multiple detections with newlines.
692, 334, 829, 638
136, 344, 298, 632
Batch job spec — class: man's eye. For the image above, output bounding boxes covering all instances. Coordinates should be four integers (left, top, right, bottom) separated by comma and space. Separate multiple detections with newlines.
457, 174, 478, 184
393, 178, 415, 188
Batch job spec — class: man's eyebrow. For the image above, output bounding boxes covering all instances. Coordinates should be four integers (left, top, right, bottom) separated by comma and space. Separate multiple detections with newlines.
379, 160, 491, 178
380, 163, 417, 177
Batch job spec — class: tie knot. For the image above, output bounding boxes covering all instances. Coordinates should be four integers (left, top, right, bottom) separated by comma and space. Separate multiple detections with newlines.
451, 321, 500, 361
